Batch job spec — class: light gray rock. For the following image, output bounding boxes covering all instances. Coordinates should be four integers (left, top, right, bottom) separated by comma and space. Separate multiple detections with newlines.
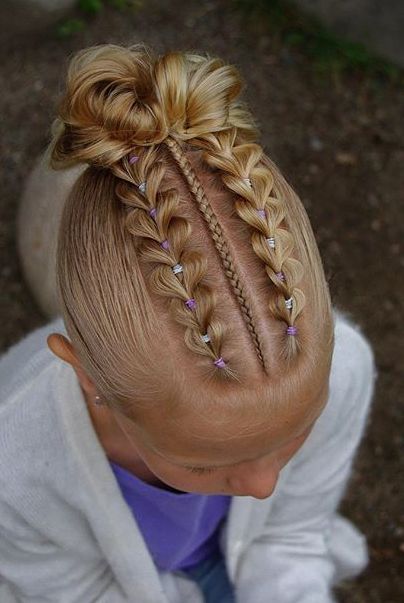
17, 151, 85, 319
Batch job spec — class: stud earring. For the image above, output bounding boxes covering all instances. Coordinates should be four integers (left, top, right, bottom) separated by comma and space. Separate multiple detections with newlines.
94, 395, 103, 406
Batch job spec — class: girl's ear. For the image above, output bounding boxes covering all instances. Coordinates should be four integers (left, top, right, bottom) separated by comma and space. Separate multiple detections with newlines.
47, 333, 97, 397
47, 333, 77, 366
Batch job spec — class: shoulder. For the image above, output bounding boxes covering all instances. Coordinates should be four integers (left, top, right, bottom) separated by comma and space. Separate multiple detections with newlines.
330, 307, 377, 424
299, 307, 377, 459
332, 307, 376, 380
0, 316, 66, 404
0, 317, 70, 503
277, 309, 377, 494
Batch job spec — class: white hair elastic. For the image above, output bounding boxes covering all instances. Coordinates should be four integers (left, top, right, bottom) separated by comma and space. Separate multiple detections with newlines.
285, 297, 293, 310
172, 263, 183, 275
266, 237, 276, 249
243, 177, 252, 188
201, 333, 211, 343
138, 181, 147, 195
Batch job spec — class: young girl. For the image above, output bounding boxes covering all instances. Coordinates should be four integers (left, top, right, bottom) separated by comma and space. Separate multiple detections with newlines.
0, 44, 376, 603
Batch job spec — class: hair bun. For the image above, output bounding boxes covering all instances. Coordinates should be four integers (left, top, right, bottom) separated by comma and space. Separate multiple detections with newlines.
49, 43, 257, 169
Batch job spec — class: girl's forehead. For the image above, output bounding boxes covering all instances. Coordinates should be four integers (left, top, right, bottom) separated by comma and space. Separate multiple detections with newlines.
133, 378, 329, 464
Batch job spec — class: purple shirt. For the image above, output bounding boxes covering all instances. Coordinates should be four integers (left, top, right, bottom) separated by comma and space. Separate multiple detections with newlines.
109, 461, 231, 571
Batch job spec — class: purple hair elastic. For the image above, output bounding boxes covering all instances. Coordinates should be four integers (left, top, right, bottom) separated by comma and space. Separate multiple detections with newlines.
129, 154, 139, 164
286, 325, 298, 336
214, 356, 226, 368
257, 209, 266, 219
160, 239, 170, 250
276, 271, 285, 281
149, 207, 157, 220
185, 298, 197, 310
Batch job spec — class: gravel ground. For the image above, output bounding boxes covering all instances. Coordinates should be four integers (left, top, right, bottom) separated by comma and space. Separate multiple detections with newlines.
0, 1, 403, 601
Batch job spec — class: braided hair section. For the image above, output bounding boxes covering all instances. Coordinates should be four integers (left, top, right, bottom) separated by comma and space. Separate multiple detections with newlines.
164, 136, 266, 371
48, 42, 320, 400
111, 144, 241, 381
191, 128, 306, 362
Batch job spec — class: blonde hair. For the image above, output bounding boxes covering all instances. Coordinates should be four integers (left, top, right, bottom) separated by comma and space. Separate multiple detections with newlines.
49, 43, 334, 417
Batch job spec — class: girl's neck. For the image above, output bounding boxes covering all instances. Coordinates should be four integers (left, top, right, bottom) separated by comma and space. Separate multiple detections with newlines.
82, 387, 163, 486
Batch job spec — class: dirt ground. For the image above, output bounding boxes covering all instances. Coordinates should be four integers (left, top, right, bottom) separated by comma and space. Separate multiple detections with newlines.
0, 1, 403, 601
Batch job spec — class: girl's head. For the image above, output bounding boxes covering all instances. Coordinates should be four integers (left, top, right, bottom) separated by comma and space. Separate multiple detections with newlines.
47, 43, 334, 497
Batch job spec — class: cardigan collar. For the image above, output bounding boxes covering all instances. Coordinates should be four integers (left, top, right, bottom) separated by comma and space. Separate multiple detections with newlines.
55, 361, 168, 602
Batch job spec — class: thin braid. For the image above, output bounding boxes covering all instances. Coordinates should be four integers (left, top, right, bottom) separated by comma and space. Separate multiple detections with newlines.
164, 136, 267, 372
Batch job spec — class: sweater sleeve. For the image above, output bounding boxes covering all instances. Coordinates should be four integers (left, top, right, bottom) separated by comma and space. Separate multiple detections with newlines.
0, 509, 131, 603
234, 318, 377, 603
0, 368, 134, 602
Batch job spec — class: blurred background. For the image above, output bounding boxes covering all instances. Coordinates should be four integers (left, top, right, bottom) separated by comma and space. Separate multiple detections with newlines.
0, 1, 403, 601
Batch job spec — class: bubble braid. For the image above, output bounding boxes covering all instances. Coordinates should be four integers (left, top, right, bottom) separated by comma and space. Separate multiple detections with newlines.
49, 43, 325, 392
113, 142, 244, 380
189, 128, 306, 362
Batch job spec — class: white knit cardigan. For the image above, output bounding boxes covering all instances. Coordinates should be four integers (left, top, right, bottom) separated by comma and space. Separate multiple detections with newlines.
0, 309, 376, 603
